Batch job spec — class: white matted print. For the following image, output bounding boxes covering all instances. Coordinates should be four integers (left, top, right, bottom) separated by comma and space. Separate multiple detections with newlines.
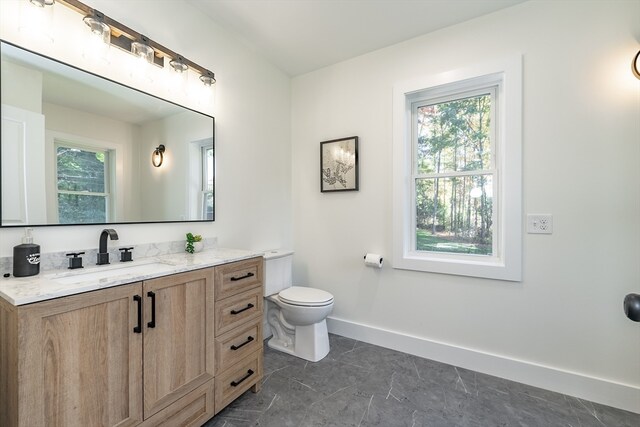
320, 136, 359, 192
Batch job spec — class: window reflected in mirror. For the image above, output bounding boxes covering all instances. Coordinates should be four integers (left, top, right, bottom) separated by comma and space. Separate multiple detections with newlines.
0, 40, 215, 227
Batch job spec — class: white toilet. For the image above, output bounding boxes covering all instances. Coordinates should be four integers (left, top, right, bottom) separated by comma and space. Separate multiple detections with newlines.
263, 250, 334, 362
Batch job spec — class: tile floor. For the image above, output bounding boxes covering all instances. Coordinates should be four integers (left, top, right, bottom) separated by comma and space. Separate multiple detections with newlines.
205, 334, 639, 427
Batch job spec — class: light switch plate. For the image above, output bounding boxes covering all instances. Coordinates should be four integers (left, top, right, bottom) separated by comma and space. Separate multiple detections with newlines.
527, 214, 553, 234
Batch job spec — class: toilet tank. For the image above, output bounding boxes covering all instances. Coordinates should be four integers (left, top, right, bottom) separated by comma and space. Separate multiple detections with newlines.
263, 249, 294, 296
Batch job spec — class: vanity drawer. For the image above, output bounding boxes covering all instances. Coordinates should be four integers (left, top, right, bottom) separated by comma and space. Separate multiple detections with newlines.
139, 380, 214, 427
215, 320, 263, 375
214, 257, 263, 300
215, 287, 263, 336
214, 349, 263, 414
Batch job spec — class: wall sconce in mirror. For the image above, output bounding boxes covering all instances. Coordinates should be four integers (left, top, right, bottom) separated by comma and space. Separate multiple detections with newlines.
152, 145, 166, 167
633, 50, 640, 80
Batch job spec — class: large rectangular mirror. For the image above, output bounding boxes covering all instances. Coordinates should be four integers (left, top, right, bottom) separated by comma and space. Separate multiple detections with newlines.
1, 40, 214, 227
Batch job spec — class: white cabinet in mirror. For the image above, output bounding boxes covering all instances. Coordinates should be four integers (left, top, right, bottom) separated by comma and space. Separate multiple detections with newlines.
0, 40, 215, 227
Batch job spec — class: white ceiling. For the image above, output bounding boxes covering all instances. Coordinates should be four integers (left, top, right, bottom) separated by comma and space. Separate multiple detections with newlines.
187, 0, 526, 76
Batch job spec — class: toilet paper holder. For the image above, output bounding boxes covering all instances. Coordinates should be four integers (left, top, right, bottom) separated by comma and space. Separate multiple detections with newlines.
363, 253, 384, 268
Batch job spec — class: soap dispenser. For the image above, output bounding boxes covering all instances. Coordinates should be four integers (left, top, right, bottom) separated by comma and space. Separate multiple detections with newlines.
13, 228, 41, 277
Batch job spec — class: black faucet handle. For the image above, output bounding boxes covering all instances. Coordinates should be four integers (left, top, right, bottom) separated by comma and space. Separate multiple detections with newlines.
119, 247, 134, 262
66, 252, 85, 269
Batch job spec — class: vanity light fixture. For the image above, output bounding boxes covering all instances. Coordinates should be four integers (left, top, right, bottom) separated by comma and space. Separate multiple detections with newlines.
170, 55, 188, 73
53, 0, 217, 88
131, 36, 155, 65
200, 70, 216, 87
22, 0, 55, 43
152, 145, 166, 168
633, 50, 640, 80
82, 11, 110, 45
29, 0, 54, 7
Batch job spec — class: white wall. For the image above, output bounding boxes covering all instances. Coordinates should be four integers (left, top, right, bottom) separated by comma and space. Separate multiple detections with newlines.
0, 0, 292, 254
137, 111, 212, 221
291, 0, 640, 412
43, 102, 139, 222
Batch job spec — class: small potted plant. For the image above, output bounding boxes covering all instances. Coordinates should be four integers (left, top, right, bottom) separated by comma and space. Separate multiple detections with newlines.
185, 233, 203, 253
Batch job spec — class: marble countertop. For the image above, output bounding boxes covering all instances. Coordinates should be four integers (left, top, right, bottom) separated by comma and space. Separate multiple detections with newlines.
0, 248, 264, 306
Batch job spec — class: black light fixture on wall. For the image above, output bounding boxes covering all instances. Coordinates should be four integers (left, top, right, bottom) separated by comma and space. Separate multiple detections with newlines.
633, 50, 640, 80
152, 145, 166, 168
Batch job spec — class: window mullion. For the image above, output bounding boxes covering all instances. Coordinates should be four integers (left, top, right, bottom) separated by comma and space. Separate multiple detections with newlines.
414, 169, 495, 180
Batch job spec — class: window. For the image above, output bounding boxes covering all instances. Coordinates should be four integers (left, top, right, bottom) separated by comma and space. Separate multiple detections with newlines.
56, 143, 111, 224
201, 144, 214, 220
393, 57, 522, 281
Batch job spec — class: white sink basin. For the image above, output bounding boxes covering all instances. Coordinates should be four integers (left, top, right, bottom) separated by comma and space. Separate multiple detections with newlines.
49, 262, 176, 285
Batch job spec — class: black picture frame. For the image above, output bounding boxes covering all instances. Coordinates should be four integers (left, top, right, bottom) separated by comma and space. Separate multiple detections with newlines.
320, 136, 359, 192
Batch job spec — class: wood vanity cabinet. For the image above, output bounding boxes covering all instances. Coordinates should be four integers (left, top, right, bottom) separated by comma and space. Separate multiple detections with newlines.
213, 257, 264, 413
0, 282, 144, 427
0, 267, 215, 427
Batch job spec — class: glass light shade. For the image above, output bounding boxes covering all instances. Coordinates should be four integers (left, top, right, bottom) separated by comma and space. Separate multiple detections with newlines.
83, 16, 110, 44
20, 0, 55, 43
131, 41, 154, 64
29, 0, 54, 7
633, 50, 640, 80
199, 71, 216, 87
82, 15, 110, 63
170, 58, 188, 73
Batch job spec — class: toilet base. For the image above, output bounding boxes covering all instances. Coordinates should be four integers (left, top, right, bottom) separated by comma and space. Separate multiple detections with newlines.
267, 320, 330, 362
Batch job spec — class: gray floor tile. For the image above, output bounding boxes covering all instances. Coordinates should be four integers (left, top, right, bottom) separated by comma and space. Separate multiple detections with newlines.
204, 334, 639, 427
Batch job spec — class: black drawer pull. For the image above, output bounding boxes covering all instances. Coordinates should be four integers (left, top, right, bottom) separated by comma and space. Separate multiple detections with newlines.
147, 291, 156, 328
230, 336, 254, 350
230, 303, 254, 315
230, 369, 254, 387
230, 272, 254, 282
133, 295, 142, 333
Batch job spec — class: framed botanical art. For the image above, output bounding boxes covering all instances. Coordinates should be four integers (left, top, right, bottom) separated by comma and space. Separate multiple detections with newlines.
320, 136, 359, 192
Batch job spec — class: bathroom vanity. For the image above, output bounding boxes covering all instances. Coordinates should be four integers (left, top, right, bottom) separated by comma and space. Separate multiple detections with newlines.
0, 249, 264, 427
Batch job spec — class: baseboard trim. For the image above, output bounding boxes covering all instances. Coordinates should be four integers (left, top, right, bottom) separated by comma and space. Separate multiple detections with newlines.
326, 316, 640, 414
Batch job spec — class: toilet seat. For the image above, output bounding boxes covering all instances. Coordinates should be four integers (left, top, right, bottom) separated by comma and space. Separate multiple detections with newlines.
279, 286, 334, 307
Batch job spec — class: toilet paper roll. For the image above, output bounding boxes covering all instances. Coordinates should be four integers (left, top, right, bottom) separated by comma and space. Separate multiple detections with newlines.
364, 253, 383, 268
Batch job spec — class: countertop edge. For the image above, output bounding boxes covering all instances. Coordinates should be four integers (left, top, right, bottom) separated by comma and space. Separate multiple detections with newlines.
0, 248, 264, 306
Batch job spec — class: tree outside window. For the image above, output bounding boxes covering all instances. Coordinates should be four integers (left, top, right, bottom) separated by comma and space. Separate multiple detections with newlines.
56, 144, 110, 224
413, 88, 497, 256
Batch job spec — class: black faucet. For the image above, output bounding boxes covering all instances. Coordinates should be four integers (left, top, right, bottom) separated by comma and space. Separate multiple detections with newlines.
97, 229, 119, 265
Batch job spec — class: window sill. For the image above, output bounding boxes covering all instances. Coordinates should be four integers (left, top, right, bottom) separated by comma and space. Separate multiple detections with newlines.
394, 251, 521, 282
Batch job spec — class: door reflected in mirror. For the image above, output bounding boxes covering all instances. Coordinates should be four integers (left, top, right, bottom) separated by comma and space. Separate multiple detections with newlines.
1, 40, 215, 227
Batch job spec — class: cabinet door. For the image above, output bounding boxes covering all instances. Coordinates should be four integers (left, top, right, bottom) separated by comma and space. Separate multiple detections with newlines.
18, 283, 143, 427
142, 268, 214, 418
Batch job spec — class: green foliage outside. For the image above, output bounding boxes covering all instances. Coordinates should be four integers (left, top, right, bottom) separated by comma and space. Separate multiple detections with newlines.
416, 93, 494, 255
416, 229, 491, 255
57, 146, 108, 224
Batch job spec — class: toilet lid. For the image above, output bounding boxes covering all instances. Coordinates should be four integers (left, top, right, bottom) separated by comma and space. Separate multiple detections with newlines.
279, 286, 334, 307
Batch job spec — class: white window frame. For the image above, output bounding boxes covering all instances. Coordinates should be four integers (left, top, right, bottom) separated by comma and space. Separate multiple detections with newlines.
200, 144, 214, 220
54, 140, 113, 223
392, 56, 522, 281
